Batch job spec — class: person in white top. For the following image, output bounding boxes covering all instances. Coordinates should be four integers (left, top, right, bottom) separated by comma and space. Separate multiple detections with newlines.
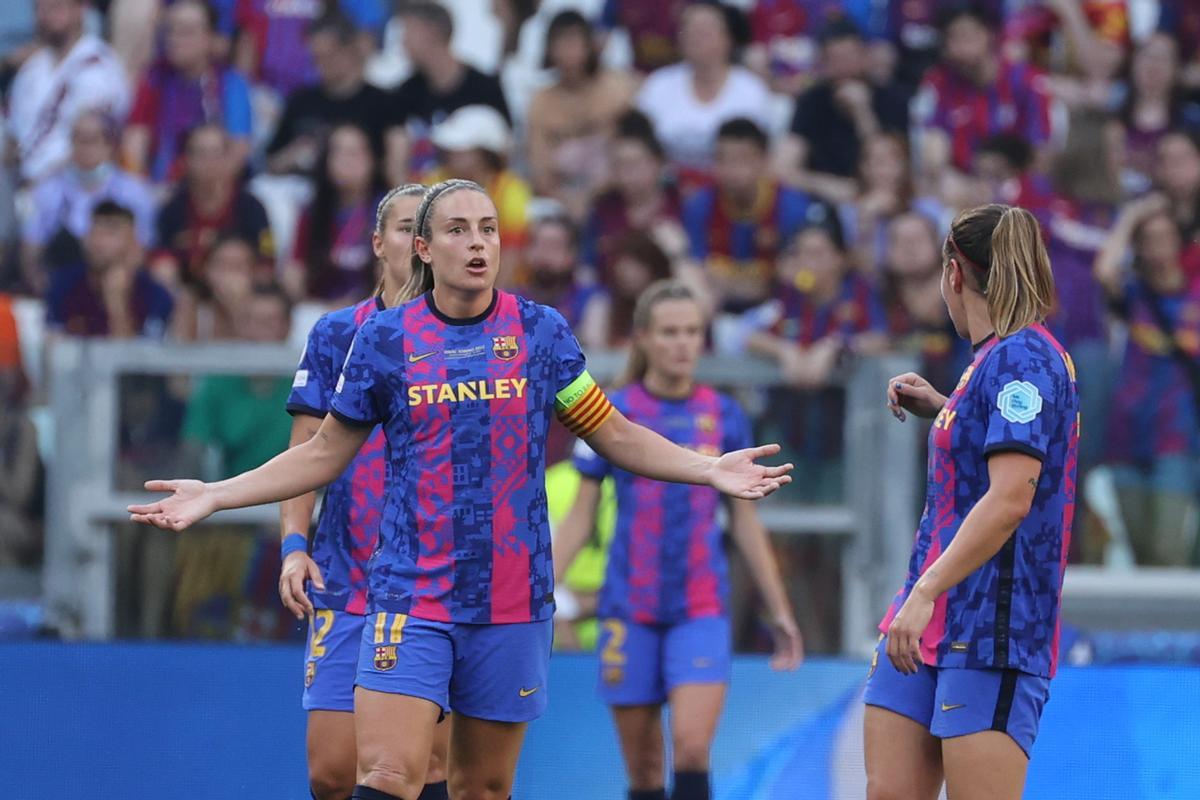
7, 0, 131, 183
634, 1, 771, 178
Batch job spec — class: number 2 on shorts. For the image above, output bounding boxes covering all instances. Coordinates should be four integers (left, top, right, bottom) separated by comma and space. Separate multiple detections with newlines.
309, 609, 335, 658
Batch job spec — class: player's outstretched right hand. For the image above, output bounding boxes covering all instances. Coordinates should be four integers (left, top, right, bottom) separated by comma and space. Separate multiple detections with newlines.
127, 479, 218, 531
886, 372, 948, 422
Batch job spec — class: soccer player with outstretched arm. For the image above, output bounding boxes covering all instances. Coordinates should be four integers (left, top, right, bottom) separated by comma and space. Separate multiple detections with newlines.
129, 179, 793, 800
865, 204, 1079, 800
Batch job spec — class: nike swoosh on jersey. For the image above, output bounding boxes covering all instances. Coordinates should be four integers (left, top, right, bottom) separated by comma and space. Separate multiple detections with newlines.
941, 702, 966, 712
519, 686, 540, 697
408, 351, 437, 363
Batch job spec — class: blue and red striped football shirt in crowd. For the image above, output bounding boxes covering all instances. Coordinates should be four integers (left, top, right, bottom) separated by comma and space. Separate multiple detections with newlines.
914, 61, 1053, 173
880, 325, 1080, 678
573, 383, 752, 624
1106, 276, 1200, 467
287, 295, 386, 614
330, 290, 613, 624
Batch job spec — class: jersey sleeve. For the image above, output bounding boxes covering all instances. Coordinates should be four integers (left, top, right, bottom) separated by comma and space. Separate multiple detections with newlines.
545, 307, 615, 438
287, 317, 336, 418
571, 435, 612, 482
329, 316, 390, 426
721, 394, 754, 453
978, 339, 1065, 461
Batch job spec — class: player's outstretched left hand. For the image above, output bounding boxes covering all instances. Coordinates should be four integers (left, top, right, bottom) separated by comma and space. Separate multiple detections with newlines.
127, 479, 218, 531
708, 444, 793, 499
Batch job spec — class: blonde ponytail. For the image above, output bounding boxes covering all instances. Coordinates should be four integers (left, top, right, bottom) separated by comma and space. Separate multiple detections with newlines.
616, 279, 701, 388
986, 206, 1054, 337
945, 204, 1055, 338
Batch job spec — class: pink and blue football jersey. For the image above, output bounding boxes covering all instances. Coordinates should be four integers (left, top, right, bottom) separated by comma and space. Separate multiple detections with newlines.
880, 324, 1080, 678
287, 295, 386, 614
330, 290, 613, 624
573, 384, 752, 624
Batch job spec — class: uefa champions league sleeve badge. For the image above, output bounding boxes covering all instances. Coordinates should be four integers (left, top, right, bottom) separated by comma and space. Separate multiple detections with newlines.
997, 381, 1043, 424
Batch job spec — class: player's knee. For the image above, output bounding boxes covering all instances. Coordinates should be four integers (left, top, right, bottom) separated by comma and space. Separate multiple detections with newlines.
670, 734, 711, 772
423, 748, 447, 785
448, 772, 509, 800
309, 772, 355, 800
866, 779, 910, 800
359, 764, 425, 799
309, 755, 356, 800
626, 748, 665, 788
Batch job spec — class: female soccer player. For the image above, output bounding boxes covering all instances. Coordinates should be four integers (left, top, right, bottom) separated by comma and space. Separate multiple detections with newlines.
129, 179, 793, 800
554, 280, 804, 800
276, 184, 450, 800
866, 204, 1079, 800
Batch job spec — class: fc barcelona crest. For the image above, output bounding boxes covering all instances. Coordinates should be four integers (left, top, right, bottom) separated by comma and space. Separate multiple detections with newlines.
374, 645, 398, 671
305, 660, 316, 688
492, 335, 519, 360
696, 414, 716, 432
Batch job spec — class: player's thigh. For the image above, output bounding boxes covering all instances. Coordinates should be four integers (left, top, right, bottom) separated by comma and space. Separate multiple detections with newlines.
306, 710, 356, 796
660, 616, 731, 769
355, 613, 454, 791
862, 635, 943, 800
598, 617, 667, 707
425, 713, 452, 785
941, 731, 1028, 800
933, 668, 1048, 800
447, 713, 528, 800
611, 704, 666, 789
863, 706, 944, 800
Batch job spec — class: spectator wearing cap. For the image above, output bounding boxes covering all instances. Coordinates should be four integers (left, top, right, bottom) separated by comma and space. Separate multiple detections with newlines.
427, 105, 531, 281
153, 124, 273, 291
7, 0, 131, 183
684, 117, 822, 314
583, 110, 685, 284
45, 200, 174, 338
266, 12, 391, 176
912, 5, 1053, 187
0, 293, 43, 567
21, 110, 157, 290
122, 0, 253, 184
774, 17, 909, 205
387, 1, 511, 176
286, 121, 386, 304
525, 10, 638, 222
634, 1, 772, 185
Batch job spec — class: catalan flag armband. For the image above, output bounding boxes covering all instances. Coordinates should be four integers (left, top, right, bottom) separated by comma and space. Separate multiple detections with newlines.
555, 370, 614, 438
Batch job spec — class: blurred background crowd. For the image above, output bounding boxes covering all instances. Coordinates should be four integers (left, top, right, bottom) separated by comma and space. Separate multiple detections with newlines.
1, 0, 1198, 647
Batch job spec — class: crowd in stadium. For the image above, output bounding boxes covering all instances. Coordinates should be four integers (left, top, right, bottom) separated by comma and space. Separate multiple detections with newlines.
1, 0, 1199, 596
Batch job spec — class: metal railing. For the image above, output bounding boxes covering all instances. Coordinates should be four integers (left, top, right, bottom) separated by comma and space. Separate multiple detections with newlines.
42, 337, 928, 650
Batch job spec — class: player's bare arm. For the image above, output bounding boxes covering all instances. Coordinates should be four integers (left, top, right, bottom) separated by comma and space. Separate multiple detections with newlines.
583, 409, 794, 500
886, 451, 1042, 673
128, 414, 372, 531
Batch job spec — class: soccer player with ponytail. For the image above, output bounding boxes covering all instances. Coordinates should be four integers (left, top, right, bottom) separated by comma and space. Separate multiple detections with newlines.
865, 204, 1080, 800
278, 184, 452, 800
555, 279, 803, 800
130, 179, 793, 800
